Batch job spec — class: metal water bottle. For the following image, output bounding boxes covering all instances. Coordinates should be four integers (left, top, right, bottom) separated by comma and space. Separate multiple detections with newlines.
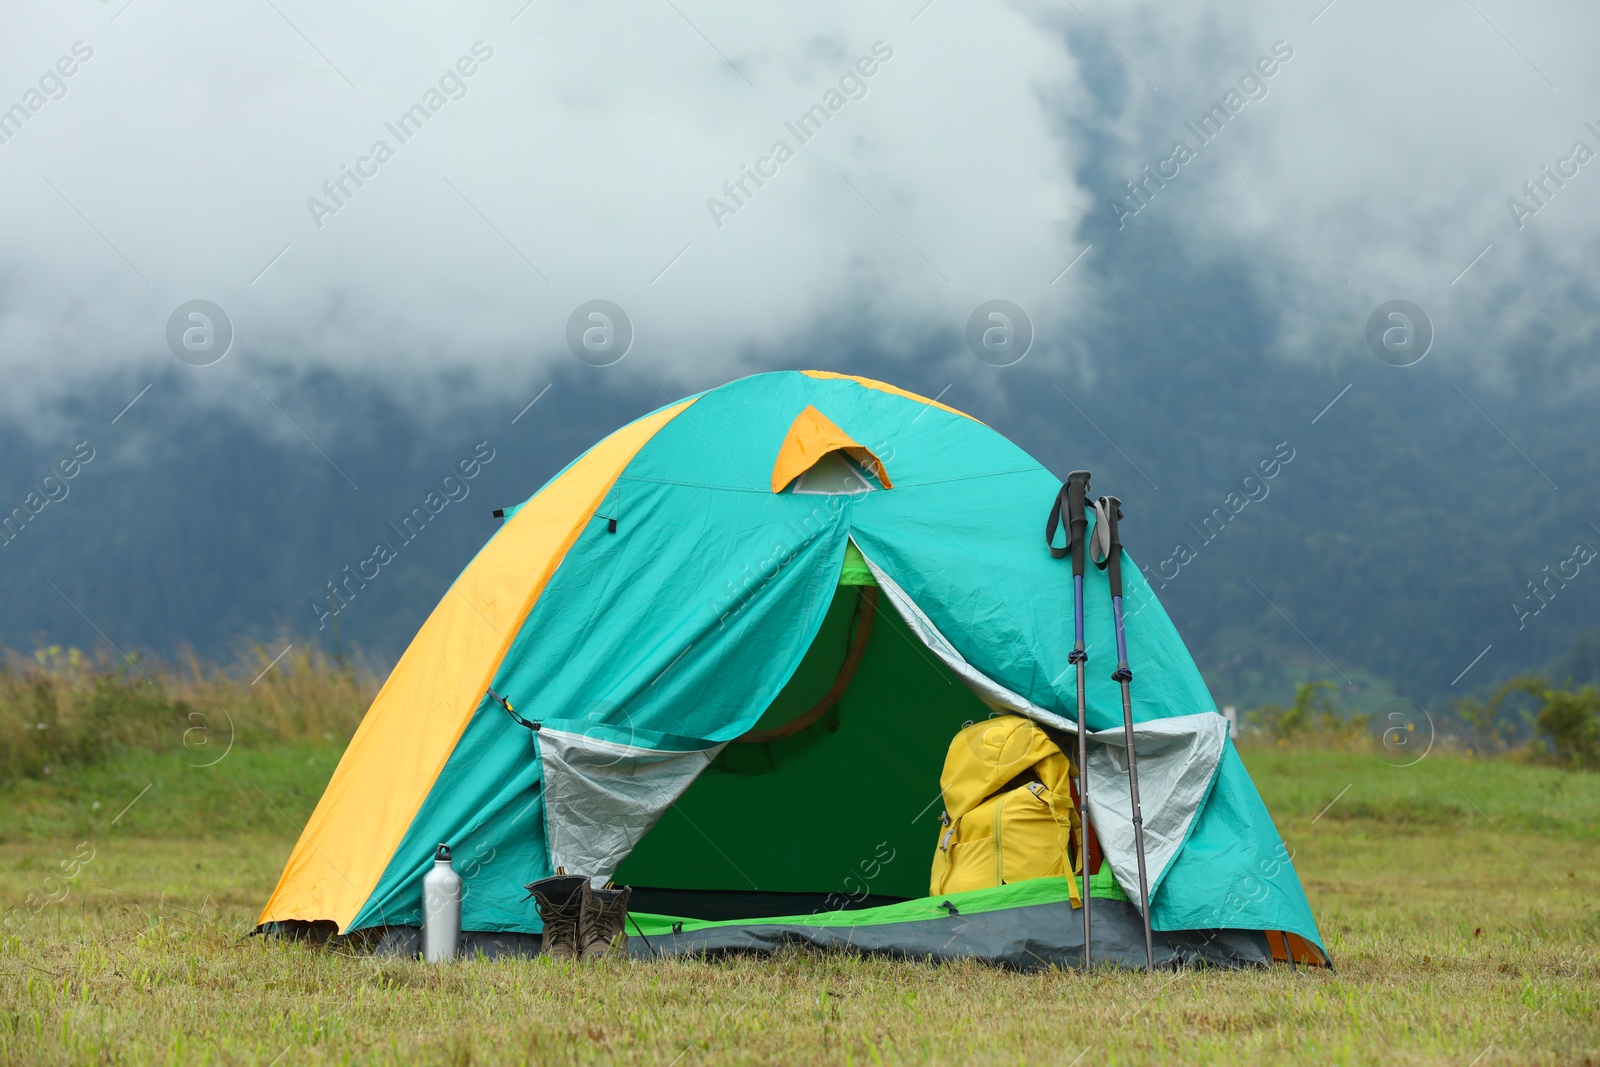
422, 843, 462, 962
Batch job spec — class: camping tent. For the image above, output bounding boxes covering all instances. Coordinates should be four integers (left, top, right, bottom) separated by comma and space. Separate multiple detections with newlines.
258, 370, 1328, 970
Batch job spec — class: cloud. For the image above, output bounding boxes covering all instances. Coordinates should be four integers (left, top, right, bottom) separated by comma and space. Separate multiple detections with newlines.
1050, 0, 1600, 382
0, 0, 1092, 418
2, 0, 1598, 428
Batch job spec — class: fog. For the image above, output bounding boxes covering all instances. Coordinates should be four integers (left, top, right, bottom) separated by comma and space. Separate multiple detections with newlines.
3, 0, 1596, 427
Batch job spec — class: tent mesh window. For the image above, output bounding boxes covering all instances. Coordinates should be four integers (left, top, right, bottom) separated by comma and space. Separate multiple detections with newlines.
790, 451, 881, 495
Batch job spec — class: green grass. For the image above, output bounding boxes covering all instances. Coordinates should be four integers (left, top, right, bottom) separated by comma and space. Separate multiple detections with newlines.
0, 643, 372, 789
3, 744, 1598, 1065
1242, 747, 1600, 836
0, 744, 343, 843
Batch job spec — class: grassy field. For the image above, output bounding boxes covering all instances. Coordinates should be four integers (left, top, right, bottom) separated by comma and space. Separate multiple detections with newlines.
2, 741, 1598, 1065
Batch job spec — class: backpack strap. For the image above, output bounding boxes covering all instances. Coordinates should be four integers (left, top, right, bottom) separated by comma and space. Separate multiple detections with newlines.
930, 810, 955, 894
1029, 781, 1082, 908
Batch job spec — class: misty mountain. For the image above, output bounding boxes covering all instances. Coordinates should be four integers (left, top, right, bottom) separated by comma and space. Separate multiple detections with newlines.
3, 235, 1595, 716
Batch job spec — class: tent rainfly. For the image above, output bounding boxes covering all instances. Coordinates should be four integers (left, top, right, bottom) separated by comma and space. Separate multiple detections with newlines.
259, 370, 1328, 970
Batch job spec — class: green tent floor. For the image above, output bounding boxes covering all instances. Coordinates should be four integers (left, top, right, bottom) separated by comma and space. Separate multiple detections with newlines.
358, 875, 1310, 971
630, 868, 1125, 937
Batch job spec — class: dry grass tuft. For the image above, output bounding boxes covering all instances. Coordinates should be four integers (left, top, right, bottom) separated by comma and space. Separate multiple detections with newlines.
0, 642, 374, 785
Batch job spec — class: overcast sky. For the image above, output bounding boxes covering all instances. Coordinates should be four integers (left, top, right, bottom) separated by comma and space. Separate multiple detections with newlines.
2, 0, 1597, 424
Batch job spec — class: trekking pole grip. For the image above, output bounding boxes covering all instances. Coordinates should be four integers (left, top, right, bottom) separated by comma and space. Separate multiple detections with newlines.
1101, 496, 1124, 599
1065, 471, 1091, 579
1101, 495, 1132, 682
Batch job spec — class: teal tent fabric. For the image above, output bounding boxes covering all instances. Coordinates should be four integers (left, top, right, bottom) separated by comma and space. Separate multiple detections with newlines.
348, 371, 1325, 958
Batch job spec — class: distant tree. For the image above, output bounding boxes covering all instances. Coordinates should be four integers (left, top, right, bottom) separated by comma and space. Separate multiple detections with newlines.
1455, 674, 1543, 754
1527, 682, 1600, 770
1247, 681, 1368, 742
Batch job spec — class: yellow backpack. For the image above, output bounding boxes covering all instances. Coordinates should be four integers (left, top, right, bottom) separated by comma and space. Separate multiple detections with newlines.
929, 715, 1082, 906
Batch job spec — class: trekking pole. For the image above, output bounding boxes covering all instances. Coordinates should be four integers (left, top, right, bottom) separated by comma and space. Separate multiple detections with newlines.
1097, 496, 1156, 972
1048, 469, 1094, 970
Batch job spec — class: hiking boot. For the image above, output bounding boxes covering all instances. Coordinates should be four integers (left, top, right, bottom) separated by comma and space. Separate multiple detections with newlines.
524, 874, 587, 961
580, 884, 632, 960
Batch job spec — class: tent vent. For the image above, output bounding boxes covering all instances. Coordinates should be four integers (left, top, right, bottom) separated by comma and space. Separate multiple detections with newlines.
791, 451, 880, 496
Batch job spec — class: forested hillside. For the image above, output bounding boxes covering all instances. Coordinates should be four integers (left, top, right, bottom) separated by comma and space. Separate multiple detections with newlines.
2, 251, 1594, 717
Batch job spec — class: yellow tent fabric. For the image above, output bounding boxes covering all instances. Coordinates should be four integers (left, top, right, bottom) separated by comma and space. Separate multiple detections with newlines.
257, 399, 697, 931
769, 404, 893, 493
798, 370, 982, 424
